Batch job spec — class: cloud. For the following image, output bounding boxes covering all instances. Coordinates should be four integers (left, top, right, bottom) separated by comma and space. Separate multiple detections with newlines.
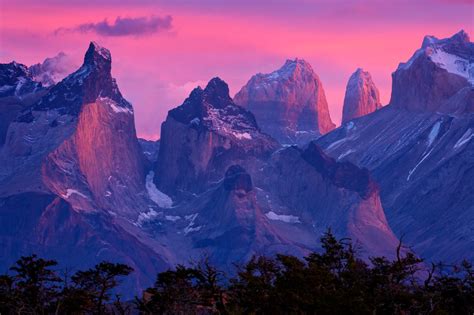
56, 15, 173, 37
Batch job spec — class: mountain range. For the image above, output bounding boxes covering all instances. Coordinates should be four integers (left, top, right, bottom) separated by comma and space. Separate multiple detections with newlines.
0, 31, 472, 297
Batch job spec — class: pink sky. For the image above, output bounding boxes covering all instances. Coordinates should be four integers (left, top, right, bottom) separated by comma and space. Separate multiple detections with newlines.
1, 0, 472, 139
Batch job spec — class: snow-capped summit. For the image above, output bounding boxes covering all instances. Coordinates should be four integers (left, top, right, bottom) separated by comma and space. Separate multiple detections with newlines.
398, 30, 473, 81
342, 68, 381, 123
391, 30, 473, 112
234, 58, 335, 145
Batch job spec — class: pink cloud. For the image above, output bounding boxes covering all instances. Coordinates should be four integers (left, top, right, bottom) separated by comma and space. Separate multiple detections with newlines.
55, 15, 173, 37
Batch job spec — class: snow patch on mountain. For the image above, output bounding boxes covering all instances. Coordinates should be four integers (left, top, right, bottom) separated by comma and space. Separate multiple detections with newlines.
184, 213, 201, 234
338, 149, 355, 161
146, 171, 173, 208
407, 147, 435, 181
265, 211, 301, 223
204, 107, 255, 139
165, 215, 181, 222
136, 209, 159, 227
427, 121, 441, 147
233, 132, 252, 140
454, 128, 473, 149
61, 189, 88, 200
98, 97, 133, 114
429, 49, 474, 84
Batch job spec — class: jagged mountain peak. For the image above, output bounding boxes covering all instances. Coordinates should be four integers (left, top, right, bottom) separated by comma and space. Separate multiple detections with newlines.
0, 61, 42, 98
342, 68, 381, 123
204, 76, 229, 94
234, 58, 335, 145
0, 61, 30, 84
202, 77, 233, 108
347, 68, 377, 88
390, 30, 473, 112
169, 77, 259, 133
398, 30, 473, 75
65, 42, 114, 85
85, 41, 112, 66
32, 42, 129, 115
421, 29, 470, 48
156, 77, 279, 196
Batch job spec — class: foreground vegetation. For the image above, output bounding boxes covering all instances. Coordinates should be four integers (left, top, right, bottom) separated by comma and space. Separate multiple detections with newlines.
1, 231, 472, 314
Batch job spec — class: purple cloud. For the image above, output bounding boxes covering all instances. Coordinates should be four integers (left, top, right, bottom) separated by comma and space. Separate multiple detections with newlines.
56, 15, 173, 37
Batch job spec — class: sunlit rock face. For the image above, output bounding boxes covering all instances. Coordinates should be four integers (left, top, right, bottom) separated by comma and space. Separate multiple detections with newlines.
342, 68, 381, 123
234, 59, 335, 145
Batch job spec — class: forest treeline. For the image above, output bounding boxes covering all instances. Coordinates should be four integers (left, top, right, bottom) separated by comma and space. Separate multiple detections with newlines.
1, 230, 473, 314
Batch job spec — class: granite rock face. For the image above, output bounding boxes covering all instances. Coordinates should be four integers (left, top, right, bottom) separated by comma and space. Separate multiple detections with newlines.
255, 143, 400, 259
234, 59, 335, 145
342, 68, 381, 123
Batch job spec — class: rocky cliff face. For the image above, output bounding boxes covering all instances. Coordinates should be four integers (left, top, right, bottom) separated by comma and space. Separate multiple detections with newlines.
390, 30, 473, 112
342, 68, 381, 123
256, 142, 400, 259
317, 30, 474, 263
234, 59, 335, 145
155, 77, 279, 197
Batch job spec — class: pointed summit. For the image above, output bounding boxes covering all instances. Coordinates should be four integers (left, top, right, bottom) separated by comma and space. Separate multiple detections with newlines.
450, 29, 470, 43
84, 42, 111, 67
33, 42, 129, 115
234, 58, 335, 145
342, 68, 381, 123
205, 77, 229, 94
169, 77, 259, 130
202, 77, 232, 108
